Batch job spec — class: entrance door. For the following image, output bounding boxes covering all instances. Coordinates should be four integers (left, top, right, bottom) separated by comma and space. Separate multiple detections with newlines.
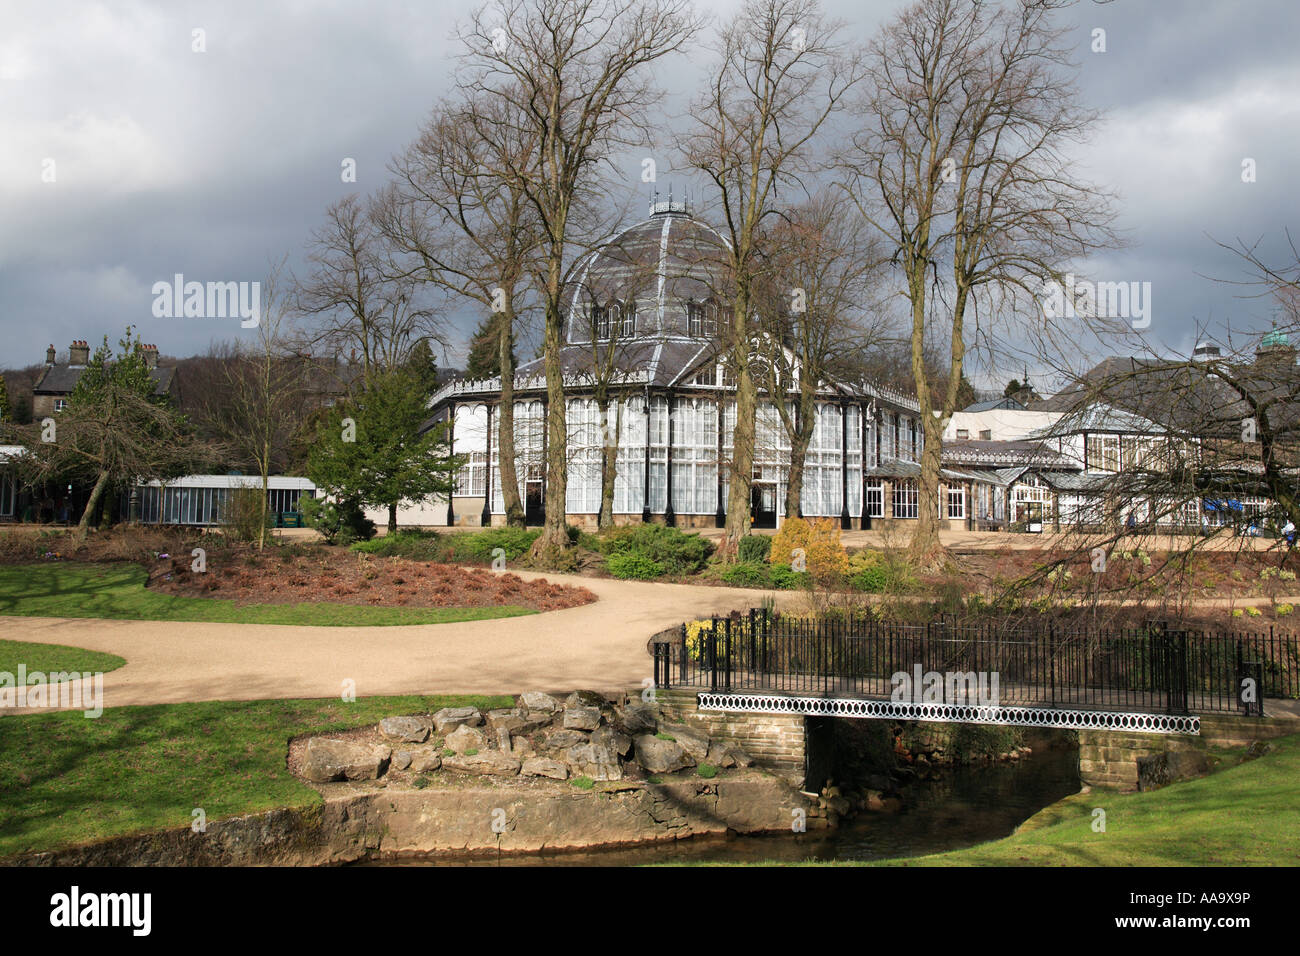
751, 483, 777, 529
524, 466, 544, 526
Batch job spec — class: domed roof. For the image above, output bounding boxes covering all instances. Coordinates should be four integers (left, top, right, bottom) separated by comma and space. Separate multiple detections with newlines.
1261, 327, 1292, 349
564, 201, 732, 345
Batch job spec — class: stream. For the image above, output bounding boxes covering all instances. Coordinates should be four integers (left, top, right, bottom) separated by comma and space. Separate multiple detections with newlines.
366, 745, 1081, 866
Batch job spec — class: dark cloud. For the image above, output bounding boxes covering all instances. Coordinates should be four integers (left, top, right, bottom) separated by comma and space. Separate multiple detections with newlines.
2, 0, 1297, 384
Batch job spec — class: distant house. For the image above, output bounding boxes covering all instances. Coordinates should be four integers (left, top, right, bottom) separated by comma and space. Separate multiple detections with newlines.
32, 340, 177, 418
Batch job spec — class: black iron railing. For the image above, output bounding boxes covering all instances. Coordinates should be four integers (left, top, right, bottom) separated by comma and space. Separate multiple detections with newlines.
649, 611, 1300, 716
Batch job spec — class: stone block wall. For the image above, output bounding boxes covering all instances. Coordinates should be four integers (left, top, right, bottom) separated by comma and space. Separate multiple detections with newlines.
654, 690, 806, 782
1078, 713, 1300, 789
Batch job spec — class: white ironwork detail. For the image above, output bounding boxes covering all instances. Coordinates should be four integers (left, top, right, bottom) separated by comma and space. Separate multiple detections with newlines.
696, 693, 1201, 735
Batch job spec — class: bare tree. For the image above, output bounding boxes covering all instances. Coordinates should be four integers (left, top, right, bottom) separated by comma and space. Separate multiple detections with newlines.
457, 0, 703, 556
841, 0, 1118, 569
194, 268, 306, 550
682, 0, 862, 558
297, 194, 445, 382
753, 193, 891, 518
379, 91, 545, 528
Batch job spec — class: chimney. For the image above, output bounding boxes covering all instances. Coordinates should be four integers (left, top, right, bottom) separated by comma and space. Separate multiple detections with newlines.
45, 344, 55, 365
142, 343, 158, 369
69, 340, 89, 366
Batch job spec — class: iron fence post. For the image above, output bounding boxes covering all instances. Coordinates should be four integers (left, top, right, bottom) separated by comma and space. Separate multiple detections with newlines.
1049, 624, 1056, 708
748, 608, 757, 685
709, 618, 718, 693
724, 616, 732, 693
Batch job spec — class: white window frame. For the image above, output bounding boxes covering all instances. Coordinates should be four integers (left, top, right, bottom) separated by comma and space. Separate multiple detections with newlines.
947, 486, 965, 520
893, 479, 919, 519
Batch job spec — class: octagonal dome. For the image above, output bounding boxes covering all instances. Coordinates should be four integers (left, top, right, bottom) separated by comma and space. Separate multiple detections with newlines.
564, 200, 732, 346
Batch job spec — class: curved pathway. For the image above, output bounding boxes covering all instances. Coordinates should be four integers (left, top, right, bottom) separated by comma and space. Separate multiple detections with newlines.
1, 571, 798, 714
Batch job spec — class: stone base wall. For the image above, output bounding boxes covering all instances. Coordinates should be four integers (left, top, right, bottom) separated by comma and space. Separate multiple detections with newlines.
655, 690, 806, 783
1078, 713, 1300, 789
12, 777, 813, 867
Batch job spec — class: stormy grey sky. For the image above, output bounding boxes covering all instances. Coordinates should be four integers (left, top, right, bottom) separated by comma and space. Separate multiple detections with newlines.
2, 0, 1298, 393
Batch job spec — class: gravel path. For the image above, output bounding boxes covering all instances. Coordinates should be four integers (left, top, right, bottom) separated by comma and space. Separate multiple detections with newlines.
0, 570, 797, 713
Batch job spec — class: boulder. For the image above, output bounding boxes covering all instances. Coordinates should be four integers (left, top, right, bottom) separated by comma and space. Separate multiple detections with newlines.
408, 747, 442, 772
392, 750, 413, 771
706, 743, 740, 768
565, 690, 607, 709
545, 729, 589, 750
519, 691, 561, 714
487, 710, 555, 736
488, 714, 522, 736
379, 716, 432, 743
442, 751, 522, 777
444, 724, 487, 754
633, 734, 693, 774
616, 702, 658, 736
302, 738, 392, 783
433, 706, 483, 733
728, 747, 754, 768
494, 727, 514, 752
592, 725, 633, 759
661, 723, 710, 760
513, 712, 556, 735
566, 741, 622, 781
563, 707, 602, 731
521, 757, 569, 780
510, 736, 534, 757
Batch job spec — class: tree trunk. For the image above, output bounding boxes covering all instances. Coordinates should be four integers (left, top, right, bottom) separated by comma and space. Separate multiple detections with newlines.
77, 469, 111, 534
911, 406, 946, 569
784, 388, 816, 519
906, 262, 945, 569
388, 502, 398, 535
497, 309, 526, 528
598, 399, 619, 530
724, 363, 756, 559
259, 445, 270, 552
535, 277, 569, 555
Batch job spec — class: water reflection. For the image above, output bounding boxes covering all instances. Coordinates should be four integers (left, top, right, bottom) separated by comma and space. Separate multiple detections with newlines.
366, 747, 1080, 867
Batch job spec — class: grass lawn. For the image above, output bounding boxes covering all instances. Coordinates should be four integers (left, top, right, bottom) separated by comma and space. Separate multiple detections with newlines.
0, 563, 536, 626
0, 639, 125, 678
0, 694, 513, 859
867, 734, 1300, 867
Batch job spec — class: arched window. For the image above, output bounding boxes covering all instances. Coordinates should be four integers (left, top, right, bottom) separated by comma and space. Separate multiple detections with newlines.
620, 300, 636, 337
687, 298, 721, 338
687, 300, 704, 337
591, 301, 610, 340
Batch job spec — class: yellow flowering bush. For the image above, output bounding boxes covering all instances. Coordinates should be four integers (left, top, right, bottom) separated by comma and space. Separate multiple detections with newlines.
769, 517, 848, 585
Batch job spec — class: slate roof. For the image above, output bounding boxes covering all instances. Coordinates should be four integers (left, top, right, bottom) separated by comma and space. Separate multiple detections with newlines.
1033, 355, 1300, 438
942, 438, 1078, 469
34, 363, 175, 397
